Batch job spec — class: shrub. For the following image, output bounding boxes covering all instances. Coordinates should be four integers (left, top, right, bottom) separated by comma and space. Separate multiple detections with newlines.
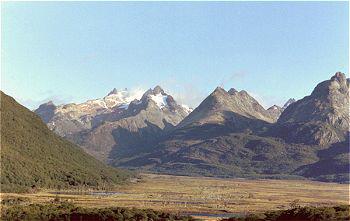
222, 205, 350, 221
1, 202, 198, 221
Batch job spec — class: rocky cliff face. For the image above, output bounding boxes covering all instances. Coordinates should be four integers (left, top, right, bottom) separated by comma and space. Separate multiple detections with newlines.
273, 72, 349, 145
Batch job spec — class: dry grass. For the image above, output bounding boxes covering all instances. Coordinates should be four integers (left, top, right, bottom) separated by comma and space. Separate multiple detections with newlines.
1, 173, 349, 220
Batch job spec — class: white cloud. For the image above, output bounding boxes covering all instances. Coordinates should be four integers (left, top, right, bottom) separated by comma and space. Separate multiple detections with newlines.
219, 71, 248, 88
124, 87, 145, 102
169, 85, 207, 109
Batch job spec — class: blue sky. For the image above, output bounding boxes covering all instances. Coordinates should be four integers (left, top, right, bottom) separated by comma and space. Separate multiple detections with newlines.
1, 1, 349, 109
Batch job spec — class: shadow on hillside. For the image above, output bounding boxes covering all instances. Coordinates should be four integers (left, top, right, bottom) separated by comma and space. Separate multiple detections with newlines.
293, 138, 350, 181
170, 111, 271, 141
108, 120, 175, 161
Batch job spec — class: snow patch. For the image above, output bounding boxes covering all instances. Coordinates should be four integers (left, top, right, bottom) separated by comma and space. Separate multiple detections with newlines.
104, 88, 144, 108
118, 103, 129, 110
150, 93, 168, 109
181, 104, 193, 113
88, 99, 108, 109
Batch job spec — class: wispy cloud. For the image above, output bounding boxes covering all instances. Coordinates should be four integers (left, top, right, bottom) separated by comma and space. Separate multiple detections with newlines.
158, 76, 208, 109
169, 84, 207, 109
219, 71, 248, 88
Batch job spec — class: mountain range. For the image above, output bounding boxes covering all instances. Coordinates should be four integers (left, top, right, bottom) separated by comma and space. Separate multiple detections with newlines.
34, 72, 349, 183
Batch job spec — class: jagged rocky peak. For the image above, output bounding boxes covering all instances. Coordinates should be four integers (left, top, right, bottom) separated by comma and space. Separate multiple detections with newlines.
275, 72, 349, 145
152, 85, 165, 94
282, 98, 296, 110
214, 86, 226, 92
312, 72, 348, 96
211, 87, 229, 98
228, 88, 238, 95
136, 85, 190, 114
178, 85, 275, 129
268, 105, 282, 111
330, 71, 348, 90
205, 87, 231, 106
46, 100, 55, 106
267, 105, 283, 122
107, 88, 119, 96
331, 71, 347, 82
39, 100, 56, 108
34, 101, 57, 123
238, 90, 250, 96
103, 87, 142, 109
105, 87, 129, 98
141, 85, 165, 100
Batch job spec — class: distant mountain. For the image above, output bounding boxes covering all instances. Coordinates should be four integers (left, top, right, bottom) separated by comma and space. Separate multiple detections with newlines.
282, 98, 296, 110
46, 86, 191, 162
267, 105, 283, 121
266, 99, 296, 121
272, 72, 349, 145
35, 88, 145, 137
1, 91, 130, 192
177, 87, 275, 130
36, 87, 191, 138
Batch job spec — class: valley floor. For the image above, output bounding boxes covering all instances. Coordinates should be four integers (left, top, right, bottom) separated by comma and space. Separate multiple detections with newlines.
1, 173, 349, 220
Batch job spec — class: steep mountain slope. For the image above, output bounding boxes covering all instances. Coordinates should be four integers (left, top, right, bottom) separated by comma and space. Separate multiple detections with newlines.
294, 138, 349, 183
0, 92, 130, 192
67, 86, 191, 162
271, 72, 349, 145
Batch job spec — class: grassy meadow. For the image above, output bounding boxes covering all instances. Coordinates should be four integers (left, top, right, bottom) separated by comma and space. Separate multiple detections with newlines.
1, 174, 349, 220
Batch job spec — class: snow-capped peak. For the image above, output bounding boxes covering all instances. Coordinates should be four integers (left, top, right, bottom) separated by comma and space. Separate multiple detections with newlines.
107, 88, 119, 96
150, 93, 168, 109
104, 88, 143, 108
